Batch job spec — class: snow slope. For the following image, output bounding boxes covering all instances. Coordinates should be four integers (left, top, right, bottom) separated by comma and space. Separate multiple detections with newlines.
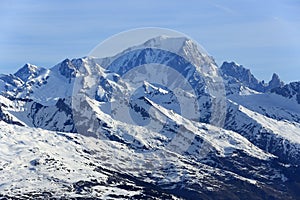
0, 121, 290, 199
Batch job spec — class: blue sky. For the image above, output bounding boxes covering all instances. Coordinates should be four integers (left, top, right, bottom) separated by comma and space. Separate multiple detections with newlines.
0, 0, 299, 82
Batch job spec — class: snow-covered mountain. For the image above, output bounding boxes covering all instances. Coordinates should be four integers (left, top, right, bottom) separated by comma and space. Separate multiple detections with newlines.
271, 81, 300, 104
14, 63, 46, 82
0, 36, 300, 199
220, 61, 284, 93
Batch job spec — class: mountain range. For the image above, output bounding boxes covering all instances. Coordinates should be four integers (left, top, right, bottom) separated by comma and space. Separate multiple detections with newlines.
0, 36, 300, 199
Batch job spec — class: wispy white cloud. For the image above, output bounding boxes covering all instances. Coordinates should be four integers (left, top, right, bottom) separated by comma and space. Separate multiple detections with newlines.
211, 3, 236, 14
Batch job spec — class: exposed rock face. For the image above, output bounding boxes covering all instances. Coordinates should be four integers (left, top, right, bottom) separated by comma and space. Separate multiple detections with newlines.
220, 61, 284, 92
271, 81, 300, 104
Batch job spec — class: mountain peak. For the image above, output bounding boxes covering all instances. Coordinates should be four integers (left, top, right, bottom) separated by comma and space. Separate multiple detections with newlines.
14, 63, 45, 82
220, 62, 286, 93
268, 73, 284, 90
141, 36, 208, 57
16, 63, 38, 74
220, 61, 262, 90
140, 36, 190, 54
52, 58, 79, 79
